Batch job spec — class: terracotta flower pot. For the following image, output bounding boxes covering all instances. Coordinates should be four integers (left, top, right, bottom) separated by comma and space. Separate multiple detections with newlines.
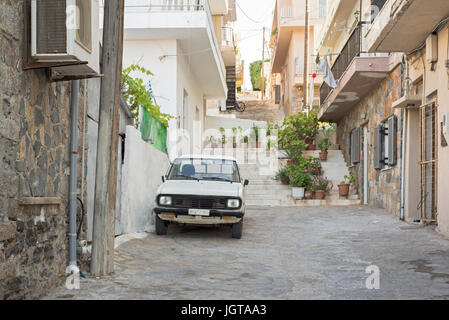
305, 138, 316, 150
305, 190, 314, 199
313, 166, 321, 175
233, 143, 237, 149
287, 159, 293, 165
212, 144, 218, 149
281, 180, 289, 185
338, 184, 350, 197
319, 152, 328, 161
315, 190, 325, 200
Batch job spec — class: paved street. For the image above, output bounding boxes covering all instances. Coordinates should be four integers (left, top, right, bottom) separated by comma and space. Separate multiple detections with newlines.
45, 206, 449, 300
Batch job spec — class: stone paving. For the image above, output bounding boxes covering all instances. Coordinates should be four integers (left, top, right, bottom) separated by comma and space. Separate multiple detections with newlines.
44, 206, 449, 300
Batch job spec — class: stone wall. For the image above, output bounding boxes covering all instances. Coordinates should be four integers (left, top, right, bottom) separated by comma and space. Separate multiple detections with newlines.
0, 1, 87, 299
336, 64, 403, 216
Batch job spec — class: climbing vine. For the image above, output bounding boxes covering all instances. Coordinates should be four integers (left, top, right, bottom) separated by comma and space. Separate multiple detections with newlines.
121, 64, 173, 128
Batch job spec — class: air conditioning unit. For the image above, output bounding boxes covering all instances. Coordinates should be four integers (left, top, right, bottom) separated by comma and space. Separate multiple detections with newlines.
30, 0, 100, 76
426, 33, 438, 64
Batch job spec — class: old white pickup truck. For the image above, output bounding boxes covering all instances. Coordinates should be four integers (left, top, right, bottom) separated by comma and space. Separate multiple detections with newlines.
153, 155, 249, 239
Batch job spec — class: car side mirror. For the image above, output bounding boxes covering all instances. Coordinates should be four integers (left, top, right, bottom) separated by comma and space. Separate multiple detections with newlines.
244, 179, 249, 186
162, 175, 165, 183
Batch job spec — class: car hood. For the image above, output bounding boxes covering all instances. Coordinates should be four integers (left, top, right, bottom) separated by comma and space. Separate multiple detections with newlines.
158, 180, 242, 198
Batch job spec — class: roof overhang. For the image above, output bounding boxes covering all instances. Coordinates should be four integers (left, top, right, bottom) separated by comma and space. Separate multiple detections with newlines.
366, 0, 449, 53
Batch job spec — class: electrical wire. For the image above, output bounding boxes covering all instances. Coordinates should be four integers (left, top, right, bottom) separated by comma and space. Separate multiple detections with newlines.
236, 1, 266, 24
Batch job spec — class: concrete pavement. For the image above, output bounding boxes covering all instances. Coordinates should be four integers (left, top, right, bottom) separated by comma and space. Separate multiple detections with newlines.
45, 206, 449, 299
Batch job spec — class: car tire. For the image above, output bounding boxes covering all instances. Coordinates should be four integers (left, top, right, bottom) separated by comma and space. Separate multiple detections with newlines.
155, 215, 168, 235
231, 220, 243, 239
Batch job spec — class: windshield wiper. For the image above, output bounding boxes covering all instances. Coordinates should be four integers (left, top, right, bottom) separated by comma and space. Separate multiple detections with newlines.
203, 176, 233, 183
174, 175, 198, 180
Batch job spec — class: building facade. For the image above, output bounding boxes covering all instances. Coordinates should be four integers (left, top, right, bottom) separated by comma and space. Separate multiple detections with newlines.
0, 0, 102, 298
121, 0, 233, 159
317, 0, 449, 237
269, 0, 327, 116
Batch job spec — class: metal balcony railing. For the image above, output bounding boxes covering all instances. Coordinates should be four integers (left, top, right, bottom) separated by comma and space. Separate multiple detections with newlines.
320, 26, 361, 104
295, 61, 324, 75
221, 27, 235, 48
122, 0, 206, 12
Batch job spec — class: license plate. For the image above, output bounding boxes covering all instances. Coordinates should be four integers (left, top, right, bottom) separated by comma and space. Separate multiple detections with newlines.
188, 209, 210, 216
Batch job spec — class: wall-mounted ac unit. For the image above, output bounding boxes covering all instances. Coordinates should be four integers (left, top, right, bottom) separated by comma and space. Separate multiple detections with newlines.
426, 33, 438, 63
30, 0, 100, 77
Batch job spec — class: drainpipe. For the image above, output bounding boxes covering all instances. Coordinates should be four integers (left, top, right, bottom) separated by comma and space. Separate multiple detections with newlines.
400, 56, 408, 221
69, 80, 80, 273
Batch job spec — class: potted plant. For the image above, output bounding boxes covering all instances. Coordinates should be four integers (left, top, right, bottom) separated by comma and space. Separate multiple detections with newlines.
309, 157, 322, 175
243, 135, 249, 146
274, 166, 289, 185
314, 176, 331, 200
318, 138, 331, 161
219, 127, 226, 148
251, 124, 260, 148
208, 136, 218, 149
338, 173, 355, 197
232, 127, 237, 148
305, 187, 314, 199
289, 166, 312, 200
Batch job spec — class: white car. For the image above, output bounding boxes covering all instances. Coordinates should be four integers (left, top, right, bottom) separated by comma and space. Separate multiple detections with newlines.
153, 155, 249, 239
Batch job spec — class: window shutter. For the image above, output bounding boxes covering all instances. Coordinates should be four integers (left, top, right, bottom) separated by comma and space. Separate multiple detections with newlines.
275, 85, 281, 104
353, 128, 361, 164
374, 125, 383, 170
388, 116, 398, 166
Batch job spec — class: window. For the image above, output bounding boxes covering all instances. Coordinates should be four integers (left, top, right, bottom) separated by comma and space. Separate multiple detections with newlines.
371, 0, 387, 23
374, 116, 398, 170
75, 0, 92, 52
350, 128, 361, 165
319, 0, 327, 18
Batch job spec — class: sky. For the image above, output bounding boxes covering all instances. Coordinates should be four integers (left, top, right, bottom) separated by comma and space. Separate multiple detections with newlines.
234, 0, 276, 90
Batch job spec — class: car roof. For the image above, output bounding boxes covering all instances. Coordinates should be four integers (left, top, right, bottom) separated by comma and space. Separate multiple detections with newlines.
176, 154, 237, 162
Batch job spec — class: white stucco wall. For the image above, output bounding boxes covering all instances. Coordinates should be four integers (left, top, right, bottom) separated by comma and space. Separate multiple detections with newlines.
120, 125, 170, 234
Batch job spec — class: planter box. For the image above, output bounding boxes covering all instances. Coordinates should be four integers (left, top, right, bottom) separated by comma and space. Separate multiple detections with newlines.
291, 187, 305, 200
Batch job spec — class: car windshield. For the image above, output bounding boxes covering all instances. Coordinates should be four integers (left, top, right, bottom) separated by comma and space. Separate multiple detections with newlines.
167, 158, 241, 182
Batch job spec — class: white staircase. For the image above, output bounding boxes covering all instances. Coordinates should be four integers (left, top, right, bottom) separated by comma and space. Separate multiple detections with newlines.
239, 150, 361, 207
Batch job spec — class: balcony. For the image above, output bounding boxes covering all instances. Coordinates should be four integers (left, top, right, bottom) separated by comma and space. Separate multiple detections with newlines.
116, 0, 227, 98
365, 0, 449, 53
318, 27, 391, 122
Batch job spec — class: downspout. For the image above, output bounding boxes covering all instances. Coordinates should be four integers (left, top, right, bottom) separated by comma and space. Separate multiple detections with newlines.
69, 80, 80, 273
399, 55, 408, 221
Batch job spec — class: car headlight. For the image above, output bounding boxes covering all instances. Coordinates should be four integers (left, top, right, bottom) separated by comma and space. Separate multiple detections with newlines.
227, 199, 240, 208
159, 196, 172, 206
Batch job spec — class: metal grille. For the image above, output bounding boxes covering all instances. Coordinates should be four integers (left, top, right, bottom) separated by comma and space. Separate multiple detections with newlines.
172, 197, 227, 209
420, 100, 438, 222
36, 0, 67, 54
320, 26, 361, 104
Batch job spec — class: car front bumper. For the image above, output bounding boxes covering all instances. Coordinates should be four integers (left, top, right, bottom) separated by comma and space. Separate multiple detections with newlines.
154, 207, 244, 225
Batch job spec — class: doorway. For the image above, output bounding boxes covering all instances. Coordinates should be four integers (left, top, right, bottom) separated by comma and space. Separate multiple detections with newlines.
420, 99, 438, 223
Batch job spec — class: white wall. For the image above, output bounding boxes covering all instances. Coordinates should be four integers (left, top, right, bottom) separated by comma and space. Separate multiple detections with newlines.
120, 125, 170, 234
123, 39, 179, 158
174, 43, 206, 157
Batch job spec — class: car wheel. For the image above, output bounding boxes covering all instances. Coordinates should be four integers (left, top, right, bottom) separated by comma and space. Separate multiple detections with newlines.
231, 220, 243, 239
155, 215, 168, 235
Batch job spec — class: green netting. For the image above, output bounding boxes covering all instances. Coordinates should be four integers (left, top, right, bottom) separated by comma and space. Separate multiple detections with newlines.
140, 108, 168, 154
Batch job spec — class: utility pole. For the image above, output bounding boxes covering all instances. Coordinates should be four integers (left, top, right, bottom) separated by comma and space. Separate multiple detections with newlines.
303, 0, 309, 111
261, 26, 265, 101
91, 0, 125, 276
